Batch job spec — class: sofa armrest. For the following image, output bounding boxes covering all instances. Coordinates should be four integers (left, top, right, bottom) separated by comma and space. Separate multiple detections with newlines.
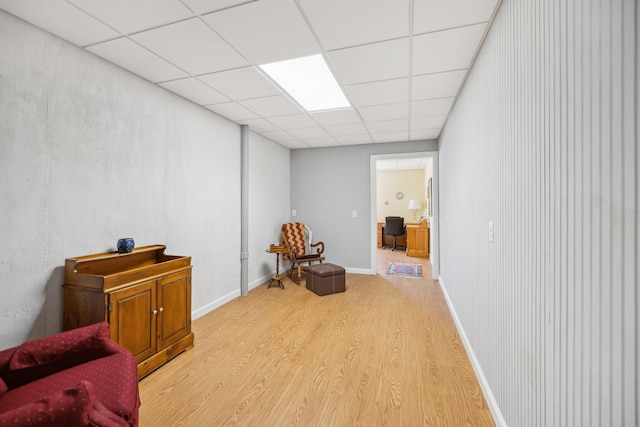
0, 322, 119, 389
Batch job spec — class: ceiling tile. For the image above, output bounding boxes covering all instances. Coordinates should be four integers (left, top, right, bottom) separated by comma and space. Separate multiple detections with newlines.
329, 38, 410, 85
132, 18, 248, 75
397, 158, 428, 169
410, 128, 441, 140
4, 0, 501, 149
240, 95, 302, 117
268, 114, 317, 130
203, 0, 320, 64
366, 119, 409, 133
206, 101, 258, 120
324, 122, 369, 137
287, 127, 330, 139
412, 24, 486, 75
298, 0, 409, 50
411, 70, 467, 100
345, 78, 409, 107
160, 77, 229, 104
87, 38, 189, 82
198, 67, 280, 100
414, 0, 498, 34
389, 158, 426, 170
239, 118, 279, 132
0, 0, 119, 46
359, 103, 409, 122
260, 129, 296, 141
411, 97, 455, 118
411, 114, 447, 129
181, 0, 256, 15
309, 109, 361, 126
371, 130, 409, 143
276, 139, 310, 149
335, 134, 373, 145
68, 0, 194, 34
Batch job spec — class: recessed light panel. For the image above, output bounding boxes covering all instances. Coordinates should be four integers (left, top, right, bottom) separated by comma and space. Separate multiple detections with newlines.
259, 54, 350, 112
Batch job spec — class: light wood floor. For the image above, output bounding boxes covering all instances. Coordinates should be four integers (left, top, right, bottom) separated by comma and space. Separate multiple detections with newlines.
138, 250, 495, 426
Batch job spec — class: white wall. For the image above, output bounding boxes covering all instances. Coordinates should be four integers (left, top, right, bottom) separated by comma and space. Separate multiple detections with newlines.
0, 11, 290, 348
247, 131, 291, 290
438, 0, 639, 426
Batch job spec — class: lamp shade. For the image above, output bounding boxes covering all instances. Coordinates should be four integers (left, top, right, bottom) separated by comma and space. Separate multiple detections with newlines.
408, 199, 421, 210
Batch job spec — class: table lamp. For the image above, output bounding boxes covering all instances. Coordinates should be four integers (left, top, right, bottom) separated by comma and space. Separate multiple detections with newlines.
408, 199, 421, 221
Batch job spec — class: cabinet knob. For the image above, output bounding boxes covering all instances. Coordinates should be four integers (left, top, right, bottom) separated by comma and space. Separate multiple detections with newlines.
152, 309, 158, 315
159, 307, 164, 312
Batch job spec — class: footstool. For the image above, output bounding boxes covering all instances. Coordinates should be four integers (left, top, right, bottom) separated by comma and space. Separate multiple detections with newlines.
304, 263, 345, 296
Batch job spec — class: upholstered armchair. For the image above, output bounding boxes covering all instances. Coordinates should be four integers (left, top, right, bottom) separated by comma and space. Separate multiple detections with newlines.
281, 222, 326, 282
0, 322, 140, 426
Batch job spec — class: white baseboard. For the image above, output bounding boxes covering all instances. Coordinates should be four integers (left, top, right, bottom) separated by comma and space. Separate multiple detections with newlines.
192, 268, 372, 321
249, 274, 271, 291
345, 267, 375, 275
438, 276, 507, 427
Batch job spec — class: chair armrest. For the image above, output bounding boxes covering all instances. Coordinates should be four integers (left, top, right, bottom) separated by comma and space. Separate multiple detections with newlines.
1, 322, 119, 389
310, 241, 325, 255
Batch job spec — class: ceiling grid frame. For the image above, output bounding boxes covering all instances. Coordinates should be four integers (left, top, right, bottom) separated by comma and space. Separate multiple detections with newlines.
0, 0, 503, 149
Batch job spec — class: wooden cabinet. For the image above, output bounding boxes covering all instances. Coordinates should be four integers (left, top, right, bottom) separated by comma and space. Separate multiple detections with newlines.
406, 219, 430, 258
63, 245, 194, 378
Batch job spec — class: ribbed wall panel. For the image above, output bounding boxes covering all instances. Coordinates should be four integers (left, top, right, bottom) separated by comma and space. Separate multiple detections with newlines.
437, 0, 638, 425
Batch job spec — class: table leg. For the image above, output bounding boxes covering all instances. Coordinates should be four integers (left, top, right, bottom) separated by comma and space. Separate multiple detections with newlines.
268, 252, 285, 289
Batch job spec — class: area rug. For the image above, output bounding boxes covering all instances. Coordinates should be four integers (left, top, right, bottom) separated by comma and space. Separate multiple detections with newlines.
386, 262, 423, 278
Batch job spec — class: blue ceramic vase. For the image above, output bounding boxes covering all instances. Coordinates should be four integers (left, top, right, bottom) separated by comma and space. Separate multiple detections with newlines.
117, 238, 135, 253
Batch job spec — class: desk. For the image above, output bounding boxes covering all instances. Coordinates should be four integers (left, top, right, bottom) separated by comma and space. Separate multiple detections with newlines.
406, 219, 429, 258
266, 245, 288, 289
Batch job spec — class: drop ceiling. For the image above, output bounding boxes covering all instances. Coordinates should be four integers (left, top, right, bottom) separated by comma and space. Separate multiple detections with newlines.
0, 0, 501, 149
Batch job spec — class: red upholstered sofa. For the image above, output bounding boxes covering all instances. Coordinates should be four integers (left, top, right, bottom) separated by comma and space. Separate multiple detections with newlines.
0, 322, 140, 426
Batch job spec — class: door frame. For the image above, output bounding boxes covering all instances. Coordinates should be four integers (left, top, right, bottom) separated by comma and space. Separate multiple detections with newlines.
369, 151, 439, 279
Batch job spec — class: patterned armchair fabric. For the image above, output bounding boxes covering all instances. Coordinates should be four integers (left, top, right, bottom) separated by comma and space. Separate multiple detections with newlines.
281, 222, 325, 282
0, 322, 140, 426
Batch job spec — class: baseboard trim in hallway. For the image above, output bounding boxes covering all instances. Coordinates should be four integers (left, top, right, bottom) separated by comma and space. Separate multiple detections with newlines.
438, 276, 507, 427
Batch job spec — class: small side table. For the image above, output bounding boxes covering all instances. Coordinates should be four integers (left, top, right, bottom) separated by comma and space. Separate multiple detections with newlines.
266, 245, 288, 289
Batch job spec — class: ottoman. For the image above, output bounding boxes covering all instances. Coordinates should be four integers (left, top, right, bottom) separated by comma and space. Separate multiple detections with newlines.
304, 263, 345, 296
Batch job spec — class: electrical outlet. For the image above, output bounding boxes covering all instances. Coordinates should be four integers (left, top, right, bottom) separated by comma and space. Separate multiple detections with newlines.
292, 209, 296, 217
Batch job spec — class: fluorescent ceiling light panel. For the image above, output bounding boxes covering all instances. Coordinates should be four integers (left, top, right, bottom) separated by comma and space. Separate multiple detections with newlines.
259, 54, 350, 112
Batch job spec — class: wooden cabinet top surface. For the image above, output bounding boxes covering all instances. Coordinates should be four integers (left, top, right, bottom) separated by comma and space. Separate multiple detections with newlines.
64, 244, 191, 291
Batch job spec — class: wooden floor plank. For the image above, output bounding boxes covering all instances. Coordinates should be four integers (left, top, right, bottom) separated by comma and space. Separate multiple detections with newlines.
139, 250, 495, 426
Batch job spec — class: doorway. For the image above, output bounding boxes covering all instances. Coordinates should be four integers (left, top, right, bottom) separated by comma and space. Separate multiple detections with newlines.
369, 152, 439, 279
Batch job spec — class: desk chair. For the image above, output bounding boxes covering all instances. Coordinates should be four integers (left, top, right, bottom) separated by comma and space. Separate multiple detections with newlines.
383, 216, 406, 251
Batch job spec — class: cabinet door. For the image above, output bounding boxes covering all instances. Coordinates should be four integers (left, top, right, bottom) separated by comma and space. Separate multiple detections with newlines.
109, 279, 157, 363
156, 270, 191, 350
415, 229, 428, 253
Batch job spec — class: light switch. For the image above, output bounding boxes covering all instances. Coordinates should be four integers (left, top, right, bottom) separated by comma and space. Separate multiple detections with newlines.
352, 210, 358, 218
489, 222, 494, 243
292, 209, 297, 217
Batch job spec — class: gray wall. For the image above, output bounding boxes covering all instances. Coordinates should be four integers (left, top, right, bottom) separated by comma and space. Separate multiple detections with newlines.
0, 11, 290, 348
438, 0, 639, 425
290, 141, 436, 272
